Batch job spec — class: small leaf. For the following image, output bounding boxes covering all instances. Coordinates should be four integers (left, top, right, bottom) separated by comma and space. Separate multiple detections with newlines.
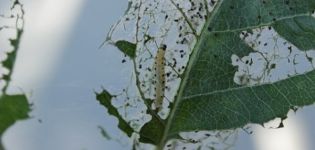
0, 94, 30, 149
114, 40, 137, 58
96, 90, 134, 137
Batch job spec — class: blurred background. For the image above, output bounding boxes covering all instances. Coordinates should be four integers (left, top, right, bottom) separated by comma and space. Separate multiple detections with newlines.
0, 0, 315, 150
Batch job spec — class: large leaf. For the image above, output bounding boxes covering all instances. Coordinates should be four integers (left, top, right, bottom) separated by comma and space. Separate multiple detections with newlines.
0, 95, 30, 150
0, 2, 30, 150
104, 0, 315, 148
135, 0, 315, 147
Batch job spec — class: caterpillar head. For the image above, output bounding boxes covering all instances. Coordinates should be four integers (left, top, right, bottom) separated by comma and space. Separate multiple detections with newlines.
160, 44, 167, 50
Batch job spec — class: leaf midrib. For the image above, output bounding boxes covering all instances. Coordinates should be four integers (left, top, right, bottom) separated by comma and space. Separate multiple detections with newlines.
157, 0, 225, 148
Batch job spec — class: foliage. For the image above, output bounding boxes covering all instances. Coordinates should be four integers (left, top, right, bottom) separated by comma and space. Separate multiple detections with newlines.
0, 95, 30, 150
101, 0, 315, 149
114, 40, 137, 59
0, 1, 30, 149
96, 90, 134, 137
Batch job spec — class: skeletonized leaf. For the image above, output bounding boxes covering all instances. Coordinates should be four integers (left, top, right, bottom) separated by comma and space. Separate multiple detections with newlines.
155, 0, 315, 145
107, 0, 315, 148
0, 2, 30, 150
96, 90, 134, 137
2, 29, 23, 82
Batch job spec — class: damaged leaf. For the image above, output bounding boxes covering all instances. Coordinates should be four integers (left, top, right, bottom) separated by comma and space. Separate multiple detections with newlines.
96, 90, 134, 137
105, 0, 315, 148
0, 94, 30, 150
114, 40, 137, 59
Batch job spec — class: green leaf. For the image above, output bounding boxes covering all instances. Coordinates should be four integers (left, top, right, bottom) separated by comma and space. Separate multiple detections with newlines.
151, 0, 315, 147
208, 0, 315, 32
1, 0, 24, 93
139, 115, 165, 145
170, 70, 315, 133
274, 16, 315, 50
0, 94, 30, 150
2, 29, 23, 83
0, 3, 28, 149
107, 0, 315, 148
114, 40, 137, 59
96, 90, 134, 137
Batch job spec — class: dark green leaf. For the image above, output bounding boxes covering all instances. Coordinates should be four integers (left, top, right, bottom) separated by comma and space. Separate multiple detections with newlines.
0, 94, 30, 150
274, 16, 315, 50
96, 90, 134, 137
109, 0, 315, 147
170, 70, 315, 134
209, 0, 315, 32
115, 40, 137, 58
139, 115, 165, 145
155, 0, 315, 146
2, 27, 23, 93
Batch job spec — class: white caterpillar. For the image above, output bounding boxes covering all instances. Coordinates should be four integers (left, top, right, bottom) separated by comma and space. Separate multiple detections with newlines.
154, 44, 167, 110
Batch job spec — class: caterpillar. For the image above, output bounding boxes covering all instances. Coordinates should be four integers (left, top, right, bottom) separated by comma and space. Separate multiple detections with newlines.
154, 44, 167, 110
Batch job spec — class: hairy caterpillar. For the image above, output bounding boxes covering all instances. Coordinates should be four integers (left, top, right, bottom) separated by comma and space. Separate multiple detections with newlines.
154, 44, 167, 110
